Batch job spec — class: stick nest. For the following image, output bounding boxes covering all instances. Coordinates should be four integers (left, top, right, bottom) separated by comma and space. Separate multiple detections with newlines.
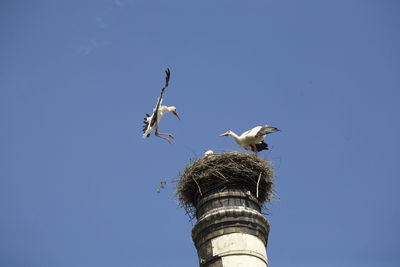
176, 152, 275, 216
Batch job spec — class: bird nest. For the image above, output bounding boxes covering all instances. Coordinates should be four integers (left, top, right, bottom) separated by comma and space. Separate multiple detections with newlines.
176, 152, 275, 219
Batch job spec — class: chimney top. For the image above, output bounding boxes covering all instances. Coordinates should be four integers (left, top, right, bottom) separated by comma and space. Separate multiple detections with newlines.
176, 152, 275, 220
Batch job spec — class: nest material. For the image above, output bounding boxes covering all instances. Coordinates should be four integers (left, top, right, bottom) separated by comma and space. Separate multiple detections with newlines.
176, 152, 275, 212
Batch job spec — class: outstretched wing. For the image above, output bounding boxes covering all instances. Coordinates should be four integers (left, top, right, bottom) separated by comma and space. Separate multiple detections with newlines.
242, 126, 262, 138
255, 125, 280, 137
149, 68, 170, 127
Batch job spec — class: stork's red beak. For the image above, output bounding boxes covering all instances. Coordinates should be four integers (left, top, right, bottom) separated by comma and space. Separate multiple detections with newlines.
219, 132, 230, 137
173, 111, 180, 120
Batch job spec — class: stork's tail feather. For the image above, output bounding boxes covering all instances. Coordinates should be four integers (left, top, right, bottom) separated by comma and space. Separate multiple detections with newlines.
253, 141, 269, 152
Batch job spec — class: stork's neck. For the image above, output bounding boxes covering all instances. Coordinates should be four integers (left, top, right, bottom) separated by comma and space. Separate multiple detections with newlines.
230, 132, 241, 144
159, 106, 169, 113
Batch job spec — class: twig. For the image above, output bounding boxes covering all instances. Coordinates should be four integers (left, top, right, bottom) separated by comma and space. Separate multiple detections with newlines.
256, 172, 262, 198
192, 177, 203, 197
215, 170, 228, 181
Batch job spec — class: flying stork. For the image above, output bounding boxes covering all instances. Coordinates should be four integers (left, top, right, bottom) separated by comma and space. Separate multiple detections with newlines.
142, 68, 180, 144
219, 125, 279, 155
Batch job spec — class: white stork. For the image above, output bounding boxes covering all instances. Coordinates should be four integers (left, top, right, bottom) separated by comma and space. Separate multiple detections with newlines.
219, 125, 279, 155
142, 68, 180, 144
204, 150, 214, 156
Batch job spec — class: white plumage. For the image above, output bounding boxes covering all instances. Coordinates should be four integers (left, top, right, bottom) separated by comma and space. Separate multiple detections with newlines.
142, 68, 180, 144
204, 150, 214, 156
220, 125, 279, 155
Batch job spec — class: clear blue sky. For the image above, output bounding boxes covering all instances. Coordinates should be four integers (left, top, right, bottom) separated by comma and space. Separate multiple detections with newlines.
1, 1, 399, 266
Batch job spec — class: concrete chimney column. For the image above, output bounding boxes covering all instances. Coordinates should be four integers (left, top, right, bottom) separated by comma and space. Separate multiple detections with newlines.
191, 187, 270, 267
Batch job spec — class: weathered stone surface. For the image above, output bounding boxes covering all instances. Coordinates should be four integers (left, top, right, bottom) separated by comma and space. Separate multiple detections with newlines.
192, 187, 269, 267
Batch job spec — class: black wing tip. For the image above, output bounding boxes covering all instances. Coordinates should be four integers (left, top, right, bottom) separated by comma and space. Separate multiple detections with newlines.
165, 68, 170, 85
142, 115, 150, 135
264, 126, 280, 134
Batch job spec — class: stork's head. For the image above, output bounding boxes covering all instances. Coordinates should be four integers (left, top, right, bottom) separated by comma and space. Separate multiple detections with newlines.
167, 106, 180, 120
219, 130, 233, 137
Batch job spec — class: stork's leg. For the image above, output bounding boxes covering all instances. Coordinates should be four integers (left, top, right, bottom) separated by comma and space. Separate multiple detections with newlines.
155, 128, 172, 144
157, 132, 174, 139
252, 144, 258, 156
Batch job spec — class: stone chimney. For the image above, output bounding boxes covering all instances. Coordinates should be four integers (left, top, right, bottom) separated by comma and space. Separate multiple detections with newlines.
177, 152, 274, 267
